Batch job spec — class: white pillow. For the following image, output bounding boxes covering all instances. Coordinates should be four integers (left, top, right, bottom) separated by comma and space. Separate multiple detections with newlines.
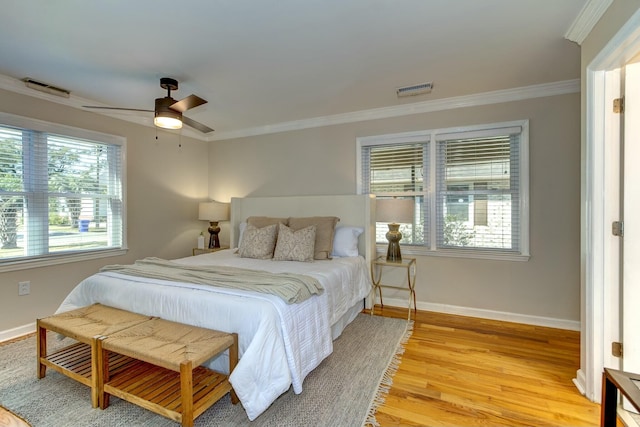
237, 221, 247, 248
331, 226, 364, 257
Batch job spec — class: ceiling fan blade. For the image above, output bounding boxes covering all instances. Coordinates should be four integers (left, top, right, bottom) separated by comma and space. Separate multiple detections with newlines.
182, 116, 214, 134
170, 94, 207, 113
83, 105, 153, 112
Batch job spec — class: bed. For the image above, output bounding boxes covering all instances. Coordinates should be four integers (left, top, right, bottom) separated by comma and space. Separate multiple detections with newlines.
56, 194, 376, 420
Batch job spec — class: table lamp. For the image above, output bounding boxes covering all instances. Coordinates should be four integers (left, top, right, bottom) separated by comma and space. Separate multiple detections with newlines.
376, 198, 414, 262
198, 201, 230, 248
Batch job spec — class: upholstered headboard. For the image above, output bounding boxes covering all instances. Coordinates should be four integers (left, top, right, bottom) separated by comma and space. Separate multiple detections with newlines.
230, 194, 376, 265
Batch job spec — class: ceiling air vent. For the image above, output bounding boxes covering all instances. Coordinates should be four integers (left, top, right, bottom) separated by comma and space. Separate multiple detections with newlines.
22, 77, 70, 98
396, 81, 433, 98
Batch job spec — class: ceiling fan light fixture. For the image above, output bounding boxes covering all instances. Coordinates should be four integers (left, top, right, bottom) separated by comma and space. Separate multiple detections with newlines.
154, 112, 183, 129
154, 97, 183, 129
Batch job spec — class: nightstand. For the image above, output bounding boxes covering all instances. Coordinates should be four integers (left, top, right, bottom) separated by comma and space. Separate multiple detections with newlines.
370, 256, 417, 321
192, 247, 229, 256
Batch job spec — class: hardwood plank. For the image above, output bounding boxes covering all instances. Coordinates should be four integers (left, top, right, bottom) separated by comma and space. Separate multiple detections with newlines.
369, 306, 601, 426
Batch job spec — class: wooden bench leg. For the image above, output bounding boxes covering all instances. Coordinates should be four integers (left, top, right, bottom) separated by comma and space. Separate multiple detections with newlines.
180, 360, 194, 427
94, 336, 110, 410
91, 336, 103, 409
36, 320, 47, 379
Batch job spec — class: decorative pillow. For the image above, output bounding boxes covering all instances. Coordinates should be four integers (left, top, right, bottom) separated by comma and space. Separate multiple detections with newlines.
288, 216, 340, 260
273, 223, 316, 262
238, 224, 278, 259
247, 216, 288, 228
331, 226, 364, 257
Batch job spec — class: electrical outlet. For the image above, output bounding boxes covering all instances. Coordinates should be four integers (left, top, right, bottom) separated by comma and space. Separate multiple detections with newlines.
18, 281, 30, 296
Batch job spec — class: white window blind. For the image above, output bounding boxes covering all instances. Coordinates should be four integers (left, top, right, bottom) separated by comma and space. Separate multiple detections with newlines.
436, 132, 520, 252
0, 116, 124, 265
359, 120, 529, 260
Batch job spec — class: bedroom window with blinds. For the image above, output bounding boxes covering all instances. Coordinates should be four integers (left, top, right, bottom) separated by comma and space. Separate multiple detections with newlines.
358, 120, 529, 261
0, 113, 126, 269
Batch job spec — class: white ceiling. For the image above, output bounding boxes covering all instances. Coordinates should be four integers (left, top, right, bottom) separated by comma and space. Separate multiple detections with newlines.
0, 0, 594, 141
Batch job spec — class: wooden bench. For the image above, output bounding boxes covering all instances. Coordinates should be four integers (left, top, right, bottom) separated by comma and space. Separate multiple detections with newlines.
94, 317, 238, 427
36, 304, 152, 407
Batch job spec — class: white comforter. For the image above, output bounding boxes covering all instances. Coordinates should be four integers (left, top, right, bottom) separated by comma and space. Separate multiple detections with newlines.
56, 250, 371, 420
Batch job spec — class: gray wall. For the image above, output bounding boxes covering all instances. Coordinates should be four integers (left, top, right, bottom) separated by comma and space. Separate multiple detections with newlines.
209, 92, 581, 324
0, 89, 210, 332
0, 73, 584, 333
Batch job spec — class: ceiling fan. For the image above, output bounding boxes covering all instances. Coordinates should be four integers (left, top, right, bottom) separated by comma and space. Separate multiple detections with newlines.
83, 77, 214, 133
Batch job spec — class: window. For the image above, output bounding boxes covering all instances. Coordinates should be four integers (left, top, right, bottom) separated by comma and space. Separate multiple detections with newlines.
358, 120, 529, 261
0, 113, 125, 269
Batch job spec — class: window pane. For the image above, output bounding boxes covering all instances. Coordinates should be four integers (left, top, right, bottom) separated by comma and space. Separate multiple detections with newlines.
0, 129, 24, 252
0, 121, 123, 263
374, 196, 424, 245
48, 196, 109, 253
436, 134, 519, 251
368, 144, 424, 193
360, 122, 526, 258
365, 143, 427, 245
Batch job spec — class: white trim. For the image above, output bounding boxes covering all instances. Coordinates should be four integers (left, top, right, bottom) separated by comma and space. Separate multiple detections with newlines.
210, 80, 578, 141
573, 369, 587, 395
602, 68, 622, 377
0, 111, 125, 146
0, 72, 579, 143
591, 11, 640, 70
583, 7, 640, 404
565, 0, 614, 45
0, 322, 35, 343
0, 248, 128, 273
382, 297, 580, 331
584, 69, 606, 402
357, 120, 527, 146
398, 246, 530, 262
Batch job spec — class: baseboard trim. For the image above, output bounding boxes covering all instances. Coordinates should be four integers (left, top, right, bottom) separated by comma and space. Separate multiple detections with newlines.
381, 298, 581, 331
0, 322, 35, 344
3, 301, 579, 343
574, 368, 587, 396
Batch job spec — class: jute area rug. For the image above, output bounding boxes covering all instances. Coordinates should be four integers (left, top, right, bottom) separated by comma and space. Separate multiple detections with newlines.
0, 314, 411, 427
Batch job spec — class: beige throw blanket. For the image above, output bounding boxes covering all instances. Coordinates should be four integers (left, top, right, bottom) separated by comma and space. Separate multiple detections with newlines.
100, 257, 324, 304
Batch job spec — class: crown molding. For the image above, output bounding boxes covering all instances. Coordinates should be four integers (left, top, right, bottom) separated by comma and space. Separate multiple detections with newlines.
209, 79, 580, 141
564, 0, 613, 45
0, 73, 580, 143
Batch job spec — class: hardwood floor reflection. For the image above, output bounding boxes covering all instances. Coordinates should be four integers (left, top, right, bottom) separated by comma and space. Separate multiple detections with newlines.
370, 305, 600, 426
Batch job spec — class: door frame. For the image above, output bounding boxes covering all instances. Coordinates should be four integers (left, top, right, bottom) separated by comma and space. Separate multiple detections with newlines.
580, 9, 640, 402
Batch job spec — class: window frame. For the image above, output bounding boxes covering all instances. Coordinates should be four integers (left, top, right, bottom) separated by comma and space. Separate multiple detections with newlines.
357, 120, 529, 262
0, 112, 127, 272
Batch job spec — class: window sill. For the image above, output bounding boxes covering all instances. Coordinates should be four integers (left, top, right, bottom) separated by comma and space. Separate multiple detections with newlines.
0, 248, 129, 273
376, 244, 530, 262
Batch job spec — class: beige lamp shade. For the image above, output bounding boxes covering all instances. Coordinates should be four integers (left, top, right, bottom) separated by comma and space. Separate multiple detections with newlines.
376, 198, 414, 262
198, 201, 230, 222
376, 198, 414, 224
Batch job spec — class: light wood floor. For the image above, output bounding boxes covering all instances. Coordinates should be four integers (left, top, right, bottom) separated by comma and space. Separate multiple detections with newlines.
370, 305, 601, 426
